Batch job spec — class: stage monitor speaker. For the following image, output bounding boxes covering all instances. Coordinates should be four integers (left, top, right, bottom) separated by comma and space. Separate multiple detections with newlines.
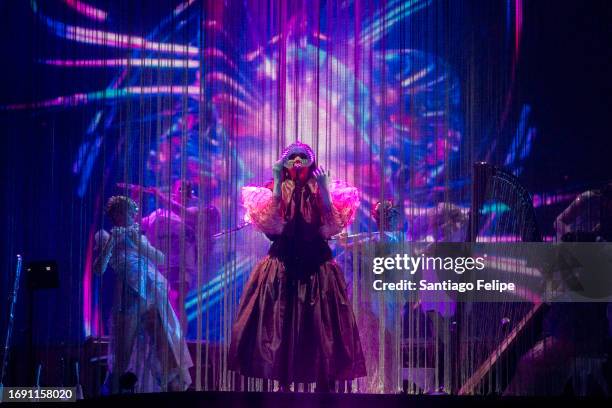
26, 260, 59, 290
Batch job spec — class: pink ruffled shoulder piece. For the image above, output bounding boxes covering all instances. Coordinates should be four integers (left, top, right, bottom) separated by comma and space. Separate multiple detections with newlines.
241, 186, 285, 235
320, 180, 360, 238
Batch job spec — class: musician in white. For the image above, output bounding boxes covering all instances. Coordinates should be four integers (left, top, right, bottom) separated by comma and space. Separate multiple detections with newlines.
94, 196, 193, 393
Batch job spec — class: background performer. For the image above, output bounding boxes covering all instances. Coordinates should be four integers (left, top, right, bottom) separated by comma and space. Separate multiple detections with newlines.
93, 196, 193, 393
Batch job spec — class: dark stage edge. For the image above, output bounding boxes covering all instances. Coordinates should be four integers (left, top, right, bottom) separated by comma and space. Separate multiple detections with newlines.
50, 392, 612, 407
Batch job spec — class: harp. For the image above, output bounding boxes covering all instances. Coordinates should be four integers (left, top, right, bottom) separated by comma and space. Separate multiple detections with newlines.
457, 162, 543, 395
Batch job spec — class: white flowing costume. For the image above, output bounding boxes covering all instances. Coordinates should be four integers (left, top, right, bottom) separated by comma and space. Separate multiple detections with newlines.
95, 223, 193, 392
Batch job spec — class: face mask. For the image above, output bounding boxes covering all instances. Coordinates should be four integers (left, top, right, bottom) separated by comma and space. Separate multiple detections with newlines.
284, 151, 313, 170
280, 142, 316, 170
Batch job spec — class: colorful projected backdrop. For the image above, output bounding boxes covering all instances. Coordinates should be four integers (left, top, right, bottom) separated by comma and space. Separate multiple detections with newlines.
3, 0, 537, 392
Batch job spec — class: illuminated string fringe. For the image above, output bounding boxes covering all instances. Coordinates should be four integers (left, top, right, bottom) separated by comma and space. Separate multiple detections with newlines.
8, 0, 531, 395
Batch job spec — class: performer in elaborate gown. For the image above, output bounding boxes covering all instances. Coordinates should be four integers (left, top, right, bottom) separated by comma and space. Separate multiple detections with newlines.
133, 180, 220, 326
93, 196, 193, 393
228, 142, 366, 391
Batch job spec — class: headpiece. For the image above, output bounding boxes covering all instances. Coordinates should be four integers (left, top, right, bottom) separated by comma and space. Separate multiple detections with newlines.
105, 195, 139, 218
280, 141, 316, 168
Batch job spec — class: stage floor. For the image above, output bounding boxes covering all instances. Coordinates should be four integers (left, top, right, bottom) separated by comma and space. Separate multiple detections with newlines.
68, 391, 612, 408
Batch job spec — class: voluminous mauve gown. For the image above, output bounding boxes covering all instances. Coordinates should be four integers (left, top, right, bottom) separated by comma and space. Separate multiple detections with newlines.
229, 178, 367, 383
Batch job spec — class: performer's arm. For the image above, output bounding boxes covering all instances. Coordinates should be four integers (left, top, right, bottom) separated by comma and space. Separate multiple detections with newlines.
554, 190, 595, 240
317, 173, 360, 239
117, 183, 197, 220
272, 160, 284, 199
151, 188, 200, 220
93, 230, 113, 275
241, 167, 286, 235
138, 233, 166, 266
313, 166, 332, 212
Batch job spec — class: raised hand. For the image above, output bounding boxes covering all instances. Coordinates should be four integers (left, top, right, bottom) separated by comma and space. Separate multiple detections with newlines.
111, 225, 140, 249
271, 159, 285, 198
313, 166, 330, 191
116, 182, 157, 195
272, 159, 285, 179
